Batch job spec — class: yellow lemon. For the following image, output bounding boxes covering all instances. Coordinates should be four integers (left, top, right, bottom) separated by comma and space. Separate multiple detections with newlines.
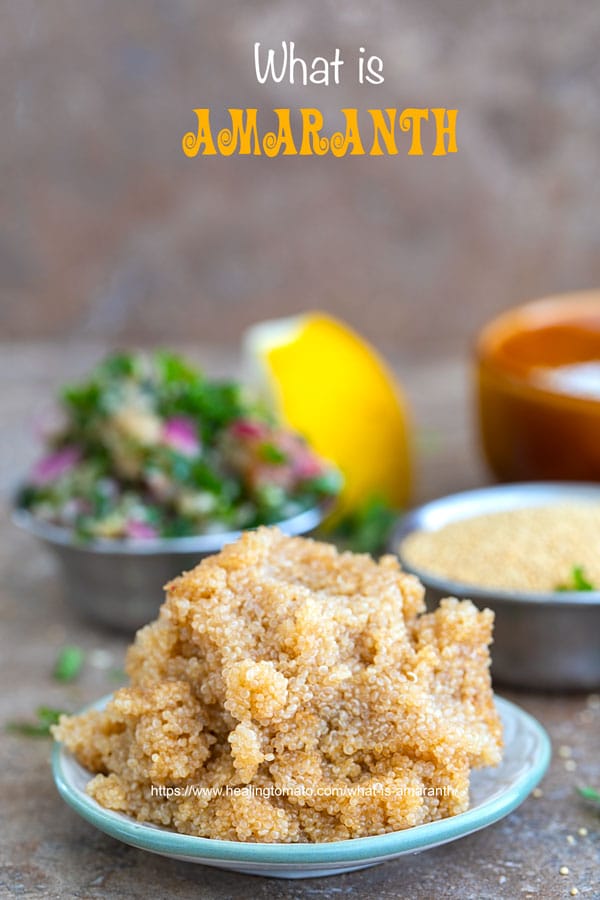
244, 313, 412, 520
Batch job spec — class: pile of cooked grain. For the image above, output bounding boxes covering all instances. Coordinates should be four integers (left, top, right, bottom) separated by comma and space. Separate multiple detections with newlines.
401, 504, 600, 592
54, 528, 502, 843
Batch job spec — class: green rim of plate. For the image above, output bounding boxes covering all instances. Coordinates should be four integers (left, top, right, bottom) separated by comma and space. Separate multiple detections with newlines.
52, 694, 550, 865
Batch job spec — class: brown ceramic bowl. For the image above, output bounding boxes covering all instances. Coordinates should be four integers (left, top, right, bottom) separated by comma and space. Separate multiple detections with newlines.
476, 291, 600, 482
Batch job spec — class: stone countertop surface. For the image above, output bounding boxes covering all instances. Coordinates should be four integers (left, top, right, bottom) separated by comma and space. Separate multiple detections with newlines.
0, 343, 598, 900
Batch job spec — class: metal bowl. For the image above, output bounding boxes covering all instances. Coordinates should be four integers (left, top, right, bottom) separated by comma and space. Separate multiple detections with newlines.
13, 503, 326, 632
393, 482, 600, 691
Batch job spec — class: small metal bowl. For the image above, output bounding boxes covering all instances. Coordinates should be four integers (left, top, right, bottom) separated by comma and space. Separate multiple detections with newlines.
393, 483, 600, 691
13, 503, 326, 632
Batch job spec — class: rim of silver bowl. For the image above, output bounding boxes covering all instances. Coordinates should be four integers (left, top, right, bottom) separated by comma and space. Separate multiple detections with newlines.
12, 499, 328, 556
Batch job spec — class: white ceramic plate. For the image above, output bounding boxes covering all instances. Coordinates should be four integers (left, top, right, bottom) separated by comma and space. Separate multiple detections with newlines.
52, 694, 550, 879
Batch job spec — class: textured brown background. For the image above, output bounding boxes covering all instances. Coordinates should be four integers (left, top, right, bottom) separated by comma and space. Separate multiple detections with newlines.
2, 0, 600, 356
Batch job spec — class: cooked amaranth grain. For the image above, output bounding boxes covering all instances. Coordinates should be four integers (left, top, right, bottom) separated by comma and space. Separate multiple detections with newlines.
53, 528, 502, 843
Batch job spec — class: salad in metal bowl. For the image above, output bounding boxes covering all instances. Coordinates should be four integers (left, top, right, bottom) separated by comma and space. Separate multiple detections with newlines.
17, 350, 341, 541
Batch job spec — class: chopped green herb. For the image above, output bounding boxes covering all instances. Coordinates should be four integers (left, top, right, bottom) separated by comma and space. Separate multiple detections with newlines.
259, 442, 288, 464
332, 496, 398, 555
189, 458, 224, 493
61, 381, 103, 425
97, 351, 140, 380
577, 785, 600, 804
53, 645, 84, 683
305, 470, 344, 496
155, 349, 199, 386
556, 565, 596, 592
6, 706, 66, 737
